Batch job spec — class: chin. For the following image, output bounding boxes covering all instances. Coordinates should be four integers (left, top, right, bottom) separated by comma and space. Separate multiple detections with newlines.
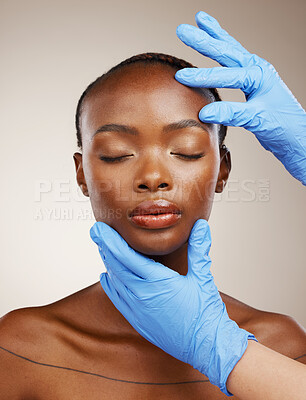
136, 248, 183, 257
137, 247, 180, 257
123, 230, 189, 257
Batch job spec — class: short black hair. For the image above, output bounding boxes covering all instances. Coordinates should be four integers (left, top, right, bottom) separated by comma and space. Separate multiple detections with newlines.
75, 52, 227, 150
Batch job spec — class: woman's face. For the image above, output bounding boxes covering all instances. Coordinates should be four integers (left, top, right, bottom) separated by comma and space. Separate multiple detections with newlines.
74, 64, 230, 256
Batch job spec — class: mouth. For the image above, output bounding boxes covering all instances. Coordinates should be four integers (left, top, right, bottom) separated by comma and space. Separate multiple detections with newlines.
128, 199, 182, 229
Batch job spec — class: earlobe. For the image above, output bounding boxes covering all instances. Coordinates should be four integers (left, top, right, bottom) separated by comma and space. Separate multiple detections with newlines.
215, 180, 225, 193
215, 145, 231, 193
73, 152, 89, 197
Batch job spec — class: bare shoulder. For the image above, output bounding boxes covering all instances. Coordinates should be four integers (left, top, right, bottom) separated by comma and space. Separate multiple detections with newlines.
0, 284, 100, 358
244, 309, 306, 364
220, 292, 306, 364
0, 306, 56, 398
0, 283, 107, 390
0, 284, 118, 399
0, 285, 99, 399
0, 304, 62, 350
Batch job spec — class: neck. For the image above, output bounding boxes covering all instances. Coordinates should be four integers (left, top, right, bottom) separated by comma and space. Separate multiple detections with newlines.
149, 242, 189, 275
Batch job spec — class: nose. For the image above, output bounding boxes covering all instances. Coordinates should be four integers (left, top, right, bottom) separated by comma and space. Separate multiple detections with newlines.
133, 153, 173, 193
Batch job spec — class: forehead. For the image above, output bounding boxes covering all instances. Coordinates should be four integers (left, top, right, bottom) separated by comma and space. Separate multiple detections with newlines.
80, 63, 214, 138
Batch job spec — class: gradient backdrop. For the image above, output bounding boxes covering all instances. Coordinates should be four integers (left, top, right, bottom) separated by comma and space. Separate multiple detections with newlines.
1, 0, 305, 327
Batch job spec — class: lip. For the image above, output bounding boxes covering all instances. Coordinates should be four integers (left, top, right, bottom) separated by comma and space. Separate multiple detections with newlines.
128, 199, 182, 229
129, 199, 181, 217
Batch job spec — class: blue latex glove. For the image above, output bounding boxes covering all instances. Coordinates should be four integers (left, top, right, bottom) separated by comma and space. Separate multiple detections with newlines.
90, 219, 258, 396
175, 11, 306, 185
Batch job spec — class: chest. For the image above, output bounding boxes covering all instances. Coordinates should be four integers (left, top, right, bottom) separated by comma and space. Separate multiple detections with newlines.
29, 339, 235, 400
34, 369, 232, 400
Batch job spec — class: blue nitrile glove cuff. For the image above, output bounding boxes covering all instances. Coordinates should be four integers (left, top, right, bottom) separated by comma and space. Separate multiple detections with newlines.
209, 310, 258, 396
188, 299, 258, 397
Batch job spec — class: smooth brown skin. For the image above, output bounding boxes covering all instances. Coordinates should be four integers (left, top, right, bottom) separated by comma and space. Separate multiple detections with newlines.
0, 64, 305, 399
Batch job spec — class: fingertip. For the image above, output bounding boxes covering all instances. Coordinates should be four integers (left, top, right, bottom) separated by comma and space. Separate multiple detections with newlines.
175, 68, 194, 82
100, 271, 109, 293
100, 271, 118, 295
176, 23, 188, 34
100, 271, 106, 282
89, 221, 108, 243
195, 10, 216, 24
195, 10, 207, 22
176, 23, 196, 41
174, 70, 182, 80
100, 272, 122, 309
89, 222, 101, 243
198, 103, 216, 122
190, 219, 210, 244
194, 218, 209, 231
176, 23, 184, 38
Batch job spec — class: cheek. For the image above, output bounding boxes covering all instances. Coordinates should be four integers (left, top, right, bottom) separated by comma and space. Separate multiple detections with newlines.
88, 184, 129, 223
84, 160, 133, 222
173, 156, 219, 208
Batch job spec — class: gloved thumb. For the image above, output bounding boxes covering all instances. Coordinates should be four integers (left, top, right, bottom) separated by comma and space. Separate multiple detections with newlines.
187, 219, 213, 282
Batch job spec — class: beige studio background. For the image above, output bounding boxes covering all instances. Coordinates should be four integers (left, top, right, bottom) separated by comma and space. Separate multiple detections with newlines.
0, 0, 305, 327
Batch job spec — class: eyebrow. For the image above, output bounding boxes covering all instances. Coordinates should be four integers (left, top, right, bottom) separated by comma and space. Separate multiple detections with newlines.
93, 119, 211, 138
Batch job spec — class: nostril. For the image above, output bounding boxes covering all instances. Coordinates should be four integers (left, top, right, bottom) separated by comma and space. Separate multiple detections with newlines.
137, 182, 169, 190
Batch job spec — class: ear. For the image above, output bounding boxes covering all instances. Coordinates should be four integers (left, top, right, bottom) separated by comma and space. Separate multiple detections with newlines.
73, 152, 89, 197
215, 144, 231, 193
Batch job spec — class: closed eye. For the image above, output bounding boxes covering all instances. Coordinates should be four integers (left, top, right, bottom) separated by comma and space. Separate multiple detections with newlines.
99, 155, 133, 163
171, 152, 205, 160
100, 153, 205, 163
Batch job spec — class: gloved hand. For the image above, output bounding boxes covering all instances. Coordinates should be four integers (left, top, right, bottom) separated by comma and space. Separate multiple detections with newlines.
175, 11, 306, 185
90, 219, 258, 396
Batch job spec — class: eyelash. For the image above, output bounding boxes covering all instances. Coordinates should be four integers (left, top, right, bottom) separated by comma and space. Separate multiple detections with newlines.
99, 155, 131, 163
99, 153, 205, 163
171, 153, 204, 160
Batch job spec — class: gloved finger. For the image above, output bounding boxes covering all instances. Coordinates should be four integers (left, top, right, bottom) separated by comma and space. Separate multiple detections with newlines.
100, 272, 136, 327
102, 270, 158, 345
107, 269, 141, 307
187, 219, 213, 283
90, 221, 175, 281
95, 230, 146, 288
198, 101, 251, 127
175, 66, 262, 96
105, 261, 153, 305
100, 242, 167, 299
195, 11, 249, 55
104, 271, 162, 347
90, 221, 148, 279
176, 24, 255, 68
